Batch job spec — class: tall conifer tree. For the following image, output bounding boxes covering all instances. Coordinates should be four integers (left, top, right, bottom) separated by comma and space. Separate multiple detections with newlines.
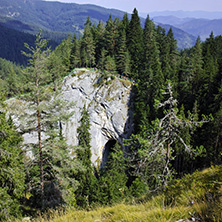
96, 142, 128, 205
127, 8, 143, 78
116, 29, 131, 75
166, 28, 179, 82
81, 17, 96, 67
76, 105, 95, 207
94, 21, 105, 65
134, 15, 163, 132
22, 32, 82, 210
70, 34, 81, 69
103, 16, 119, 57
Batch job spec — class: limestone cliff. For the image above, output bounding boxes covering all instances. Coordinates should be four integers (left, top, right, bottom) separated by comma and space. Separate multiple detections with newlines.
8, 68, 134, 167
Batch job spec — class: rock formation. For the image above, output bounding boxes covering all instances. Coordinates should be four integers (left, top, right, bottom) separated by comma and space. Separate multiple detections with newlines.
62, 68, 134, 167
8, 68, 134, 167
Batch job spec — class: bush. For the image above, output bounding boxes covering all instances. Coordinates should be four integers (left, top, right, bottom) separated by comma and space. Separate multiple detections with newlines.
129, 178, 148, 198
165, 165, 222, 221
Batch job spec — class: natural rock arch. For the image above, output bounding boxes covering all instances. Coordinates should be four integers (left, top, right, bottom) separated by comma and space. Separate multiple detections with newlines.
100, 139, 116, 168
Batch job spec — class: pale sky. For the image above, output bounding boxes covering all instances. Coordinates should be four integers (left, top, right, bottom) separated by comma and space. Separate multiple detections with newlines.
44, 0, 222, 13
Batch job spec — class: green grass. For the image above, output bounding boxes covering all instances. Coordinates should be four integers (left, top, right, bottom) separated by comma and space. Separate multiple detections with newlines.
28, 165, 222, 222
34, 199, 191, 222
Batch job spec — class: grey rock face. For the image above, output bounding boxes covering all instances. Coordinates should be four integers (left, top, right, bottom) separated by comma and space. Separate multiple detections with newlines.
9, 68, 133, 167
62, 69, 133, 167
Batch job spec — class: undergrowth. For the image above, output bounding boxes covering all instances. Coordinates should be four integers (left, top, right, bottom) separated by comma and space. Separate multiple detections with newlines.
18, 165, 222, 222
165, 165, 222, 221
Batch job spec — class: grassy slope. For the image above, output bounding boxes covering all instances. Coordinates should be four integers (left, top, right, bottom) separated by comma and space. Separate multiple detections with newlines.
34, 200, 190, 222
29, 165, 222, 222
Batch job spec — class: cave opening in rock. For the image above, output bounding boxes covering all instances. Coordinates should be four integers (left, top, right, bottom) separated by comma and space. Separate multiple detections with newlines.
101, 139, 116, 168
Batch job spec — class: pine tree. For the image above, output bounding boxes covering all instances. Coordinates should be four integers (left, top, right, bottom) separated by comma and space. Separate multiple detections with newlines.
22, 31, 51, 204
22, 32, 82, 210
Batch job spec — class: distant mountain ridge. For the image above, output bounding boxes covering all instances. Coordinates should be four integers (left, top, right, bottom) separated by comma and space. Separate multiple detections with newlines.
0, 23, 58, 65
152, 15, 222, 40
158, 23, 196, 49
0, 0, 126, 34
147, 10, 222, 20
0, 0, 207, 65
0, 0, 196, 46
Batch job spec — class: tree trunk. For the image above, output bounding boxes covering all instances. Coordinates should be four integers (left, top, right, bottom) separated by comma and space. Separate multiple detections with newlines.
36, 75, 44, 207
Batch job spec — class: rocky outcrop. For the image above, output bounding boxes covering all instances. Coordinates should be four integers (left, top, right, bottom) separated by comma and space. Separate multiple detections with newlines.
9, 68, 134, 167
62, 69, 133, 167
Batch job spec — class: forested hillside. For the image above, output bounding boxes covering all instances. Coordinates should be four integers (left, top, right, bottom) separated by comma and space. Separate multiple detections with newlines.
0, 0, 126, 36
0, 0, 196, 55
1, 8, 222, 221
0, 24, 59, 65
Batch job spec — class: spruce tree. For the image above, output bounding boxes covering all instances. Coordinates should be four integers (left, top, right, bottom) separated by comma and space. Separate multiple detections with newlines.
156, 26, 172, 81
212, 93, 222, 163
143, 15, 163, 86
94, 21, 105, 65
177, 49, 195, 111
0, 94, 25, 221
47, 51, 67, 91
127, 8, 143, 78
166, 28, 179, 82
122, 13, 129, 33
116, 29, 131, 75
191, 37, 204, 97
54, 34, 72, 71
77, 105, 91, 163
134, 15, 163, 132
75, 105, 95, 207
70, 34, 81, 70
98, 48, 108, 71
105, 55, 116, 72
129, 82, 209, 189
96, 141, 128, 205
81, 17, 96, 67
103, 16, 119, 58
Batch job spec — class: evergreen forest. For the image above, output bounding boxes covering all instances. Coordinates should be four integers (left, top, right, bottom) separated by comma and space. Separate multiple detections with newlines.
1, 8, 222, 221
